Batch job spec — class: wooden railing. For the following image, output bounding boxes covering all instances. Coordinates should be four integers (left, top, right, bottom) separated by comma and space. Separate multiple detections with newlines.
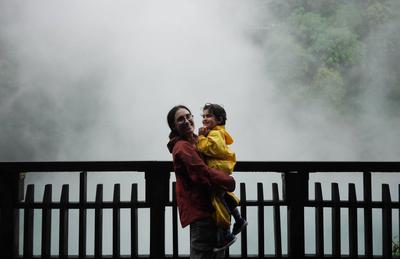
0, 161, 400, 259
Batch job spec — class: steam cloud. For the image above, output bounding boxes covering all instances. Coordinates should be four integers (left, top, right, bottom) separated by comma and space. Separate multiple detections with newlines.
1, 0, 399, 256
1, 1, 399, 162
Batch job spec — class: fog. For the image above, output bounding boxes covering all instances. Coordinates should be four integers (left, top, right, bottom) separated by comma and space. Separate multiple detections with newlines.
1, 1, 268, 161
2, 1, 400, 161
1, 0, 399, 256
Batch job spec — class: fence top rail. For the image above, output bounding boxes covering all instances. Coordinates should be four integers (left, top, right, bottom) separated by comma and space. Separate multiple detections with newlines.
0, 161, 400, 173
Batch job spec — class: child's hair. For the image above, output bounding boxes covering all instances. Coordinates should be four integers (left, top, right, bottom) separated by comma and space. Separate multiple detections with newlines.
203, 103, 227, 125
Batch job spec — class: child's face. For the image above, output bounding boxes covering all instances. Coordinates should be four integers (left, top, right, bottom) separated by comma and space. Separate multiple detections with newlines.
202, 109, 220, 129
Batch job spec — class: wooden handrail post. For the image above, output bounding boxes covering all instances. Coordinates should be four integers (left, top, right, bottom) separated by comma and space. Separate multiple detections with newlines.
145, 164, 170, 259
0, 171, 20, 259
282, 171, 309, 259
79, 171, 87, 259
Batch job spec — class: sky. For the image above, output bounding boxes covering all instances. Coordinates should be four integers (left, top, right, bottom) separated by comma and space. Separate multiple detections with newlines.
0, 0, 399, 256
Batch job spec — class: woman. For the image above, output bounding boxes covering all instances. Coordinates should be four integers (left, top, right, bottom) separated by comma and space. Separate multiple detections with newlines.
167, 105, 236, 259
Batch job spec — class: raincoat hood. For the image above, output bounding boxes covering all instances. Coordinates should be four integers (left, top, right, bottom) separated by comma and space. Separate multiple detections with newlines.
214, 125, 233, 145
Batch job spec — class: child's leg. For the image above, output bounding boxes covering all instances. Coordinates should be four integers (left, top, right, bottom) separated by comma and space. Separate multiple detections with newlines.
219, 192, 232, 214
223, 193, 242, 223
223, 193, 248, 235
218, 193, 236, 232
213, 195, 237, 252
231, 207, 242, 223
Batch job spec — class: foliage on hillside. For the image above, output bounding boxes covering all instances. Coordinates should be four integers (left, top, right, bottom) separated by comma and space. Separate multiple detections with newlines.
259, 0, 400, 116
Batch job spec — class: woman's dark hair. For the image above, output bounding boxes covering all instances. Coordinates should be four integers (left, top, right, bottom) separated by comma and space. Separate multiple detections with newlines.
167, 105, 192, 139
203, 103, 226, 125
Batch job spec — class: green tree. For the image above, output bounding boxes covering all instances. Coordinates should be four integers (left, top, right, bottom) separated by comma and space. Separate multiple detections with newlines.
334, 2, 366, 37
311, 66, 345, 107
312, 27, 363, 68
259, 0, 400, 116
367, 1, 389, 28
288, 8, 328, 46
263, 30, 315, 87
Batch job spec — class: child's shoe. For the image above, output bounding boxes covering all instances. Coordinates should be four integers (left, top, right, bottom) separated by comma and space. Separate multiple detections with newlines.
213, 233, 237, 252
232, 219, 248, 235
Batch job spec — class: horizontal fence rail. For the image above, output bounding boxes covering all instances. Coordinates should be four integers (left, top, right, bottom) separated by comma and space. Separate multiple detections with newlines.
0, 161, 400, 259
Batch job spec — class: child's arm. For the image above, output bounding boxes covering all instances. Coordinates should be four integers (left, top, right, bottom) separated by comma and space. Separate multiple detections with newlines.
198, 127, 210, 136
197, 130, 229, 159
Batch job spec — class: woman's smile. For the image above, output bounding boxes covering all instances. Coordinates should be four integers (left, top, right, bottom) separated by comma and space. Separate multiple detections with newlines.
174, 108, 195, 137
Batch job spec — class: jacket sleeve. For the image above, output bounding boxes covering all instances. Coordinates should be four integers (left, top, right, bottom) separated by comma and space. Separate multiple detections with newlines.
197, 130, 229, 159
174, 141, 235, 192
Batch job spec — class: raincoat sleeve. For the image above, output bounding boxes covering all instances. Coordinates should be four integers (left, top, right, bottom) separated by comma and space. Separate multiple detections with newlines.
174, 141, 235, 192
197, 130, 229, 159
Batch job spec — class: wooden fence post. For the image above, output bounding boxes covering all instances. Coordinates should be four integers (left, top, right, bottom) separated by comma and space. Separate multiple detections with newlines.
363, 172, 373, 258
0, 171, 20, 259
382, 184, 392, 259
79, 172, 87, 259
145, 164, 170, 259
282, 171, 309, 259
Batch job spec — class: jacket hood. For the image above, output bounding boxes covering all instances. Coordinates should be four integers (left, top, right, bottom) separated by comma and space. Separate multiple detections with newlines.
167, 134, 198, 153
214, 125, 233, 145
167, 136, 180, 153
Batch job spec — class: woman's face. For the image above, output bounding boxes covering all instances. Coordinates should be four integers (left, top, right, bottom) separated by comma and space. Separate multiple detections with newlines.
202, 109, 220, 129
174, 108, 195, 138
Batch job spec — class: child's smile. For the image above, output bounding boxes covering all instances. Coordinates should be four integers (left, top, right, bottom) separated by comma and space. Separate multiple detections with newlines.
202, 109, 220, 129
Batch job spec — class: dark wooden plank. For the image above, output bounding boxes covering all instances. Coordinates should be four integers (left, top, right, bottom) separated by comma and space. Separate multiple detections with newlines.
17, 200, 151, 209
59, 184, 69, 259
257, 182, 265, 258
363, 172, 373, 257
272, 183, 282, 257
23, 184, 34, 258
172, 182, 178, 259
113, 184, 121, 258
131, 184, 138, 259
283, 172, 308, 259
331, 183, 341, 257
146, 167, 170, 259
95, 184, 103, 259
0, 161, 173, 172
0, 171, 19, 259
382, 184, 392, 259
307, 200, 399, 209
235, 161, 400, 173
41, 184, 52, 259
315, 182, 324, 257
240, 182, 248, 258
348, 183, 358, 258
79, 172, 87, 258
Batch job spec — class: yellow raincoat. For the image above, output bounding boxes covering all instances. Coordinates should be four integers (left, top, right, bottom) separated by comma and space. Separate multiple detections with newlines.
197, 125, 240, 229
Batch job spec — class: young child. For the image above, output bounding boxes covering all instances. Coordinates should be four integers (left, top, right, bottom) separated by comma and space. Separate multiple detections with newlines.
197, 103, 248, 252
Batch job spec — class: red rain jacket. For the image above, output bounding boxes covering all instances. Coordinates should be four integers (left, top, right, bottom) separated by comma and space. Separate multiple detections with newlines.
168, 137, 235, 227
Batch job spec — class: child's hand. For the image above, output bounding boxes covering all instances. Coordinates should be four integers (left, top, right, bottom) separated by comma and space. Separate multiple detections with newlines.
198, 127, 209, 136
